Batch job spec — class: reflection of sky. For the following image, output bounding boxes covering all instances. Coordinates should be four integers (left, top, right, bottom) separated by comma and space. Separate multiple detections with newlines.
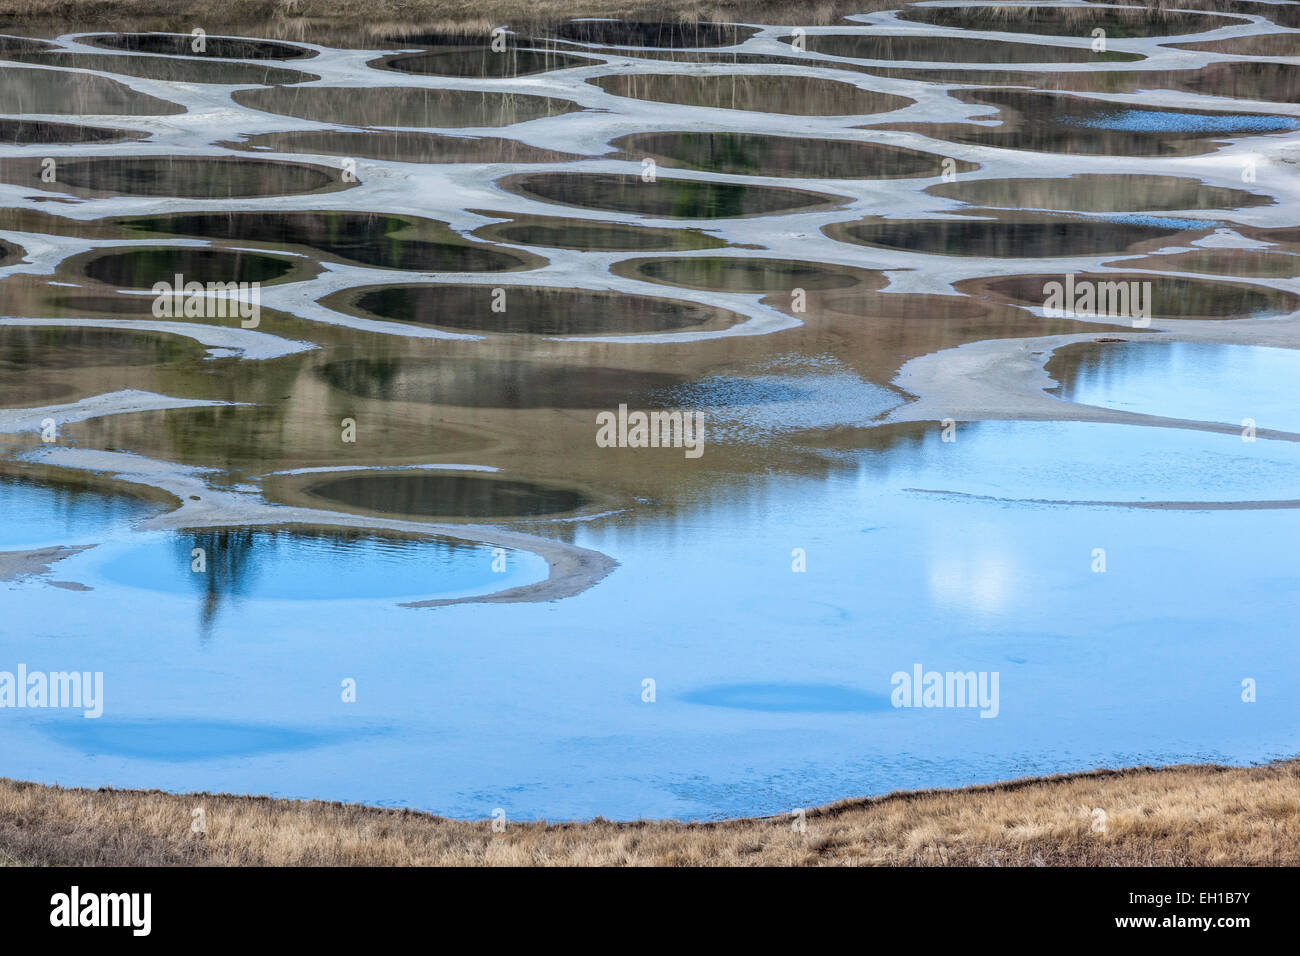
874, 419, 1300, 503
926, 531, 1017, 618
0, 477, 158, 549
2, 421, 1297, 821
1056, 343, 1300, 435
1076, 110, 1300, 133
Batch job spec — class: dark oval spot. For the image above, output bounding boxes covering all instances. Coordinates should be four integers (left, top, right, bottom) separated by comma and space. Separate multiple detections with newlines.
303, 473, 587, 519
0, 64, 183, 115
826, 216, 1184, 257
85, 33, 317, 59
118, 210, 539, 273
0, 118, 146, 145
896, 4, 1248, 37
590, 72, 912, 116
500, 171, 845, 218
333, 283, 747, 336
471, 213, 727, 252
783, 32, 1143, 63
0, 155, 349, 199
227, 129, 586, 165
967, 272, 1300, 320
0, 51, 317, 85
233, 85, 581, 128
317, 356, 690, 409
79, 246, 302, 288
613, 130, 972, 179
616, 256, 882, 293
927, 174, 1271, 213
371, 47, 592, 78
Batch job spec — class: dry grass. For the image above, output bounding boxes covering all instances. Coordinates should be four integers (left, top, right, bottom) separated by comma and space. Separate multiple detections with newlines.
3, 760, 1298, 866
0, 0, 1187, 34
0, 0, 880, 35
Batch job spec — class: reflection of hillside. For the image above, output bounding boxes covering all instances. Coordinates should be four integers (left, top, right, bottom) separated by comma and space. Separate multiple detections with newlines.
798, 32, 1142, 63
612, 131, 972, 179
0, 47, 314, 83
970, 273, 1300, 321
590, 73, 911, 116
231, 85, 578, 129
927, 174, 1268, 213
317, 355, 689, 409
304, 473, 588, 519
228, 128, 583, 165
547, 20, 757, 47
501, 171, 840, 218
879, 88, 1300, 154
338, 283, 741, 336
375, 46, 590, 78
123, 210, 535, 272
828, 213, 1182, 257
896, 4, 1247, 36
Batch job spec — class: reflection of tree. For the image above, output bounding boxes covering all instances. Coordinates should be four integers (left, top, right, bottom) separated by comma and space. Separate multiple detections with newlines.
173, 525, 482, 635
318, 356, 404, 401
1, 473, 149, 530
177, 528, 260, 635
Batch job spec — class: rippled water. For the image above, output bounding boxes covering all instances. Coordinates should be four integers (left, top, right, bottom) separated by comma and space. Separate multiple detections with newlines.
1, 4, 1298, 821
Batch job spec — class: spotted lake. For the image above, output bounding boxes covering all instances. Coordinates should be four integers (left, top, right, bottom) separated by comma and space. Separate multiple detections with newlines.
0, 3, 1298, 820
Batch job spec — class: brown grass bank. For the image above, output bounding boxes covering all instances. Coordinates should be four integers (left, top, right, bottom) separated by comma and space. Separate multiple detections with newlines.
2, 759, 1297, 866
0, 0, 892, 37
